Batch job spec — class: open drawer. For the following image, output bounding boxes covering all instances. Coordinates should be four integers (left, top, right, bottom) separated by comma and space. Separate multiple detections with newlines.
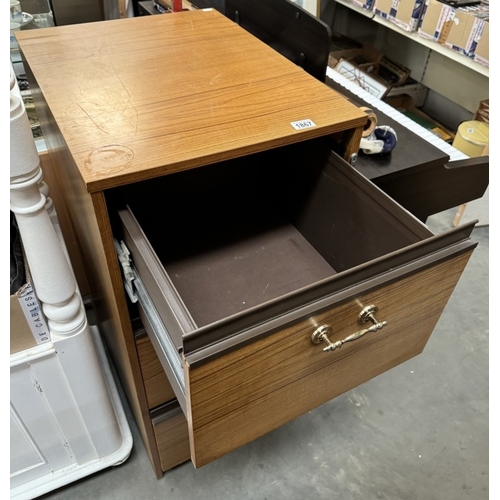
112, 138, 476, 468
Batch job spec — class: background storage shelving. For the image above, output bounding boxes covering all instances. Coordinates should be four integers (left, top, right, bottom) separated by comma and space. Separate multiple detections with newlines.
326, 0, 489, 131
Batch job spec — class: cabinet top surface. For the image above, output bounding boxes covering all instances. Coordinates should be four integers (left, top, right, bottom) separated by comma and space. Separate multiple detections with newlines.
17, 9, 366, 192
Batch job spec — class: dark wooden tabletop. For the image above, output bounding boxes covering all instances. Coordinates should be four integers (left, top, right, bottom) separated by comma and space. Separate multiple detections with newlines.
325, 76, 451, 181
325, 77, 488, 221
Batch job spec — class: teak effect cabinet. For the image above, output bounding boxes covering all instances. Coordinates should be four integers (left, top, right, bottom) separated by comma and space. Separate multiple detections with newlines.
17, 9, 477, 478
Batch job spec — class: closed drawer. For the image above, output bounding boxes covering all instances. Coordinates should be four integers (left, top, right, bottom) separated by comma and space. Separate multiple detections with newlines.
135, 326, 175, 410
113, 138, 477, 467
151, 401, 190, 472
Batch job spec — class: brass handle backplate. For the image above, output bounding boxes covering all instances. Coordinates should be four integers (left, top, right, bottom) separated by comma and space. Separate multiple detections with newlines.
311, 305, 387, 353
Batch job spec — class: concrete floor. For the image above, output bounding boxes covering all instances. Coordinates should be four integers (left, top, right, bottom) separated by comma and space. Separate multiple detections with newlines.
38, 209, 489, 500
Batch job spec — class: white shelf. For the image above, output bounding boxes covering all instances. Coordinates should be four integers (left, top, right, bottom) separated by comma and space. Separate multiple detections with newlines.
335, 0, 374, 17
335, 0, 489, 78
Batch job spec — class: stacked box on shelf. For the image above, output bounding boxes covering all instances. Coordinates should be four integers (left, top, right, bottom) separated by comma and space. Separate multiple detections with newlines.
418, 0, 489, 59
374, 0, 425, 32
442, 3, 489, 57
373, 0, 393, 20
473, 19, 488, 66
392, 0, 425, 31
346, 0, 375, 10
418, 0, 454, 41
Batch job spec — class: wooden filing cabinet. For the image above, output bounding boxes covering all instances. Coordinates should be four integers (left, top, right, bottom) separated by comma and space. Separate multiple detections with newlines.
17, 9, 477, 478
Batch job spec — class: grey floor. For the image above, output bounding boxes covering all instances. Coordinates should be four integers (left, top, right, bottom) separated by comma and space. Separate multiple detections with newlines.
38, 209, 489, 500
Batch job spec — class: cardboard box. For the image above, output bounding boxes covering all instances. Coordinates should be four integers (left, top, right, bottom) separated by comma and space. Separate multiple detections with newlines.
418, 0, 455, 42
375, 0, 425, 32
10, 282, 50, 355
331, 40, 411, 98
347, 0, 375, 10
373, 0, 394, 20
474, 98, 489, 123
443, 4, 489, 56
334, 57, 392, 98
328, 42, 383, 74
378, 56, 411, 86
473, 19, 488, 66
391, 0, 426, 31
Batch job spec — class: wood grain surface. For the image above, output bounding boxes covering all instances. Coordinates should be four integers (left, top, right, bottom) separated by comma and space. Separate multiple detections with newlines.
136, 334, 176, 409
152, 404, 191, 471
16, 9, 366, 192
185, 251, 472, 468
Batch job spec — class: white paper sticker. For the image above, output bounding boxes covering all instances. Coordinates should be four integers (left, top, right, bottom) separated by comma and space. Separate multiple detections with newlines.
17, 283, 50, 345
291, 119, 316, 131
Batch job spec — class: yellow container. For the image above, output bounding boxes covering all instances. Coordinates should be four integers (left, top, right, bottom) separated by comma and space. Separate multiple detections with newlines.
452, 120, 489, 157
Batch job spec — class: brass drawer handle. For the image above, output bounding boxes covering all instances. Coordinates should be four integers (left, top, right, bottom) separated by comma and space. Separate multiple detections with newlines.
311, 305, 387, 352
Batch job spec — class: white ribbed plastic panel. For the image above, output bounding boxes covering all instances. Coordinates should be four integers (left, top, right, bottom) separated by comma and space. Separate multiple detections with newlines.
10, 325, 133, 500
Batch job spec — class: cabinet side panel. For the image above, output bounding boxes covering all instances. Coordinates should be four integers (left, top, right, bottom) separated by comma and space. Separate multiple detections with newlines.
27, 68, 164, 477
186, 251, 472, 467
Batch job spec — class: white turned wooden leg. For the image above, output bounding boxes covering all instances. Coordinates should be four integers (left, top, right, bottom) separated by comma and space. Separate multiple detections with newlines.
10, 72, 86, 339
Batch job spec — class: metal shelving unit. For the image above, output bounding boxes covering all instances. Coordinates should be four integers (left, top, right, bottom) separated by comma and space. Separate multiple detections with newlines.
335, 0, 488, 77
329, 0, 488, 125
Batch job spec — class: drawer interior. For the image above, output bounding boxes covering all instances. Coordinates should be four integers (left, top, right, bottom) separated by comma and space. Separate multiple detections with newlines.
112, 138, 432, 329
128, 186, 336, 327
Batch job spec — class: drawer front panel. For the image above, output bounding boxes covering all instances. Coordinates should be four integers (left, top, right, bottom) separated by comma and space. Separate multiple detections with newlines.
136, 334, 176, 410
185, 250, 472, 467
152, 404, 190, 472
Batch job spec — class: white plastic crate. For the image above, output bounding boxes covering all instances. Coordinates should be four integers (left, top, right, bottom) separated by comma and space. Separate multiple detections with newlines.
10, 325, 133, 500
